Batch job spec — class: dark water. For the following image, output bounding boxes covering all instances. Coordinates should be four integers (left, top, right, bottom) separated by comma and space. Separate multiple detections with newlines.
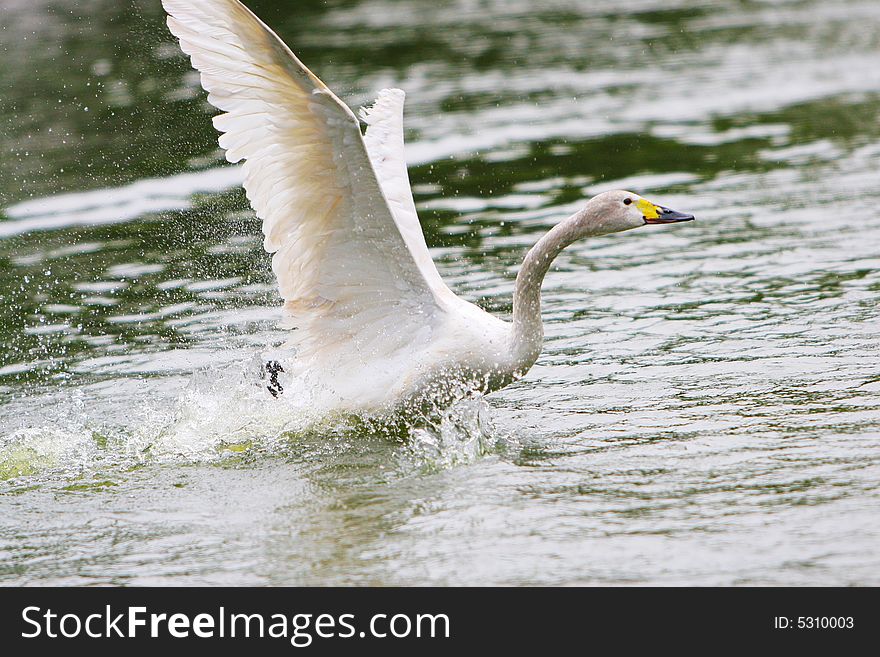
1, 0, 879, 585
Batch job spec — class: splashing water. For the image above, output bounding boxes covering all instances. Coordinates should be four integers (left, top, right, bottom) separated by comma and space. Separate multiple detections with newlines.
0, 425, 101, 481
0, 350, 501, 492
405, 396, 498, 471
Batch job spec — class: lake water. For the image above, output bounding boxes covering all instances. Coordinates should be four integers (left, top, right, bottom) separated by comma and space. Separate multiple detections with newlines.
2, 0, 879, 585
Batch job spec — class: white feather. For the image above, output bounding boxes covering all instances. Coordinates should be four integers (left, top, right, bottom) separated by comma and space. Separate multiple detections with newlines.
162, 0, 533, 415
163, 0, 451, 365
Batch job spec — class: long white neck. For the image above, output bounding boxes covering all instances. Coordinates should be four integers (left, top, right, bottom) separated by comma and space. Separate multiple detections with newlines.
510, 209, 592, 371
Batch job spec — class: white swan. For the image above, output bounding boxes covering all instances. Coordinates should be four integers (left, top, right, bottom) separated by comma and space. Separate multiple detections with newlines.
161, 0, 695, 417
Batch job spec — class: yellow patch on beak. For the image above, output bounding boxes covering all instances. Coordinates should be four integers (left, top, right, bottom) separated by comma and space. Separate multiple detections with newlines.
636, 198, 660, 220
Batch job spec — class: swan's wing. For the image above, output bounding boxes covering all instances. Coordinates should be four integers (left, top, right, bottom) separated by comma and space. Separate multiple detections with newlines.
162, 0, 447, 363
359, 89, 450, 297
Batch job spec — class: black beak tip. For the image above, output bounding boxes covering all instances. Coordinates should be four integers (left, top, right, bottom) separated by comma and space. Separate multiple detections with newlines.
646, 206, 696, 224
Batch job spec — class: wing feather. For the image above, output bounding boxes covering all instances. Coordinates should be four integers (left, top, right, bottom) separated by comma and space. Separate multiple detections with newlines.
360, 89, 450, 297
162, 0, 446, 364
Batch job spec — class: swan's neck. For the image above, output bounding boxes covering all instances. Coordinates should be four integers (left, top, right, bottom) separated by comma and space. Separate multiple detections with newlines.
510, 211, 587, 371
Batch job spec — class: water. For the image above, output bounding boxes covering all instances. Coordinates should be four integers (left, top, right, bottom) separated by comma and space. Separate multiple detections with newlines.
2, 0, 880, 585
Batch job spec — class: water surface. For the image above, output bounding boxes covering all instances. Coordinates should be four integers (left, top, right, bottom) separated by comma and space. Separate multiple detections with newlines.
2, 0, 880, 585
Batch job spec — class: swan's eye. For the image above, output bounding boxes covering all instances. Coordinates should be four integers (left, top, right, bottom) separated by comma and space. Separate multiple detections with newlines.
623, 198, 632, 205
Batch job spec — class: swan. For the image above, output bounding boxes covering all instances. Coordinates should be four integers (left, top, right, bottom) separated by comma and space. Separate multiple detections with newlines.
161, 0, 695, 417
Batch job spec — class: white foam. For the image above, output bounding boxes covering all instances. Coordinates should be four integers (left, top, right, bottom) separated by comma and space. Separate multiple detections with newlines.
0, 425, 99, 480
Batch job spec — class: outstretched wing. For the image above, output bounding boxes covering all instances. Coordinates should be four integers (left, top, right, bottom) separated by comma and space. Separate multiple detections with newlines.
162, 0, 446, 363
359, 89, 450, 298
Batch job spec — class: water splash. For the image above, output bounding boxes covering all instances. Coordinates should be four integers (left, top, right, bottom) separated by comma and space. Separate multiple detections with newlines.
403, 395, 498, 471
0, 352, 502, 489
0, 424, 102, 481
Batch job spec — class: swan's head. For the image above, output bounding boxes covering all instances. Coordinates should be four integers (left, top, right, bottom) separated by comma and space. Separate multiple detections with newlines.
584, 189, 695, 234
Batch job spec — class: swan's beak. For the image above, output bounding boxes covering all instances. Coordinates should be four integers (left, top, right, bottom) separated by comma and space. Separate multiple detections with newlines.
643, 205, 695, 224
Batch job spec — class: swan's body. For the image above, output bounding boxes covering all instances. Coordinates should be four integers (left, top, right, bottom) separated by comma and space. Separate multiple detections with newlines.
162, 0, 694, 417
